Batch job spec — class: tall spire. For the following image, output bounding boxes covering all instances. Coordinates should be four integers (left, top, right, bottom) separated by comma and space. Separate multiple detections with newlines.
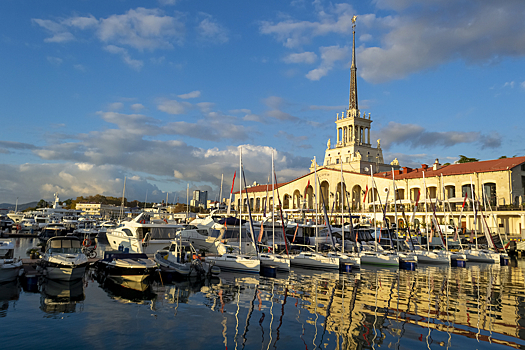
348, 15, 358, 113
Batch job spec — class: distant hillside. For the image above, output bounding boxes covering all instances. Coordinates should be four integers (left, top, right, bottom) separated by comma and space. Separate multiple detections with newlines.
0, 202, 38, 211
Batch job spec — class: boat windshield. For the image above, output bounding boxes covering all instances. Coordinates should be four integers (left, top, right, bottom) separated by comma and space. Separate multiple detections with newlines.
139, 227, 178, 240
48, 239, 82, 254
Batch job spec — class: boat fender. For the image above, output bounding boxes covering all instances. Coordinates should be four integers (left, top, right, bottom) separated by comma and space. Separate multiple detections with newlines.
83, 239, 91, 247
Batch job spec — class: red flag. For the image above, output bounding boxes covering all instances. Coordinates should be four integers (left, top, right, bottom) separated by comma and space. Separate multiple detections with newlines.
363, 185, 369, 203
462, 192, 468, 208
414, 189, 421, 206
304, 179, 310, 198
230, 171, 236, 194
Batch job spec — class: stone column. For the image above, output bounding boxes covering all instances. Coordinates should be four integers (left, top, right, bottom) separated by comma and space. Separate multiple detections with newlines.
521, 214, 525, 238
368, 128, 371, 145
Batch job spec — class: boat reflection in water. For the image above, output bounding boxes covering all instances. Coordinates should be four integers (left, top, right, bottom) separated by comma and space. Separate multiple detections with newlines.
134, 263, 525, 349
39, 278, 85, 315
0, 280, 20, 317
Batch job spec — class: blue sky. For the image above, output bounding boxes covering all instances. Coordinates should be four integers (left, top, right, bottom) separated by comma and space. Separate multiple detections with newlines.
1, 0, 524, 204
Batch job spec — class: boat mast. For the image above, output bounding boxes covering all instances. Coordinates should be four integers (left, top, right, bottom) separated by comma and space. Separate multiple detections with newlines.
239, 147, 243, 254
423, 171, 428, 251
271, 151, 275, 253
371, 165, 377, 249
220, 173, 224, 207
470, 177, 478, 250
340, 156, 344, 253
314, 156, 318, 253
119, 177, 126, 221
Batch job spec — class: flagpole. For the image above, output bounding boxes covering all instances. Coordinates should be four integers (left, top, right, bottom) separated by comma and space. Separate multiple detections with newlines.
392, 168, 398, 250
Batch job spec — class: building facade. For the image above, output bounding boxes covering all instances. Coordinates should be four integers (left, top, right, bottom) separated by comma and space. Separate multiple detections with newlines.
233, 18, 525, 237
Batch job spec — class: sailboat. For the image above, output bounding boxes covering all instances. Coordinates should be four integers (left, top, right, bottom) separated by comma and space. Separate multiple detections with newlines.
205, 147, 261, 273
358, 165, 399, 267
290, 157, 339, 270
259, 151, 291, 272
463, 178, 502, 263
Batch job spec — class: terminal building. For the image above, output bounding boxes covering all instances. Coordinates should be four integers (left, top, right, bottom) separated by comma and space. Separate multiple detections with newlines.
234, 19, 525, 237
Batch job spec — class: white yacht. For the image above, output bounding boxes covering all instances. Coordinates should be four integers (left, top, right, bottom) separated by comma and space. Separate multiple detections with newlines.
290, 251, 340, 270
326, 251, 361, 269
0, 239, 23, 283
39, 236, 89, 281
358, 242, 400, 267
155, 240, 220, 277
259, 253, 291, 272
106, 213, 182, 254
463, 248, 501, 263
205, 254, 260, 273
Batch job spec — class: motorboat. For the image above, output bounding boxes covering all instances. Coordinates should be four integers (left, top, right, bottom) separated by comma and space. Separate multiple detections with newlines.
178, 221, 237, 256
38, 223, 72, 242
155, 240, 220, 277
0, 239, 23, 283
106, 213, 182, 254
204, 254, 260, 273
290, 251, 340, 270
94, 252, 157, 285
259, 253, 291, 272
95, 221, 118, 244
39, 278, 85, 314
39, 236, 89, 281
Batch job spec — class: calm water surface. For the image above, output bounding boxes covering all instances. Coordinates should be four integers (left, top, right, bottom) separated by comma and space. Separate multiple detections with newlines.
2, 237, 525, 349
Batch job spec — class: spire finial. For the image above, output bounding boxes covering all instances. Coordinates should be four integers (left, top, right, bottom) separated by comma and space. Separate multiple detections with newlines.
349, 15, 358, 112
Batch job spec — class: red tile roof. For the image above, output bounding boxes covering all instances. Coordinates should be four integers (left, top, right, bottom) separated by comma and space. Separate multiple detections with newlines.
375, 156, 525, 179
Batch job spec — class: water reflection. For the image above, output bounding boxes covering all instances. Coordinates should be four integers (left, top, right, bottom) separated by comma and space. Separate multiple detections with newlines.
7, 238, 525, 349
0, 281, 20, 317
39, 278, 85, 315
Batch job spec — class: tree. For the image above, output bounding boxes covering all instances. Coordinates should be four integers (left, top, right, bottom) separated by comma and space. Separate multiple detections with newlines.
37, 199, 48, 208
457, 155, 479, 164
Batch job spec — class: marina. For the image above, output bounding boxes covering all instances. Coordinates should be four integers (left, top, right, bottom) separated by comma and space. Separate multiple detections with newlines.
1, 237, 525, 349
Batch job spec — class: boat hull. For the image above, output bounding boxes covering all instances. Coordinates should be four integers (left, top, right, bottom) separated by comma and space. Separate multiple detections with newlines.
359, 252, 399, 267
205, 255, 260, 273
0, 260, 23, 283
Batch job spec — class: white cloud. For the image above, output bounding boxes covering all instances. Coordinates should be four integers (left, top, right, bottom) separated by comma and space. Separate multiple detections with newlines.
131, 103, 145, 111
47, 56, 63, 65
157, 98, 192, 114
196, 13, 229, 44
97, 8, 185, 50
283, 51, 317, 64
104, 45, 144, 70
306, 45, 347, 80
178, 90, 201, 99
108, 102, 124, 111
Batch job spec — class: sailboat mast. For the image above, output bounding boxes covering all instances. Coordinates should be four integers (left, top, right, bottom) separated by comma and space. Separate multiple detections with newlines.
340, 157, 344, 253
371, 165, 376, 247
239, 147, 243, 254
392, 168, 398, 250
271, 151, 275, 252
220, 173, 224, 207
120, 177, 126, 221
423, 171, 428, 250
314, 156, 318, 253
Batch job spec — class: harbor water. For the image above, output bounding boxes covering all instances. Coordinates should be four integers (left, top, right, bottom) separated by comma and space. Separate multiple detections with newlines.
2, 237, 525, 349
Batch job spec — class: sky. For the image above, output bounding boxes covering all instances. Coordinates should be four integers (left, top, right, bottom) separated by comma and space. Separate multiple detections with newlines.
1, 0, 524, 204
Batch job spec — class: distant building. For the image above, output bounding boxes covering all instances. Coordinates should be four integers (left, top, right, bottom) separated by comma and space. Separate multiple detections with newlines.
191, 190, 208, 209
75, 203, 125, 218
